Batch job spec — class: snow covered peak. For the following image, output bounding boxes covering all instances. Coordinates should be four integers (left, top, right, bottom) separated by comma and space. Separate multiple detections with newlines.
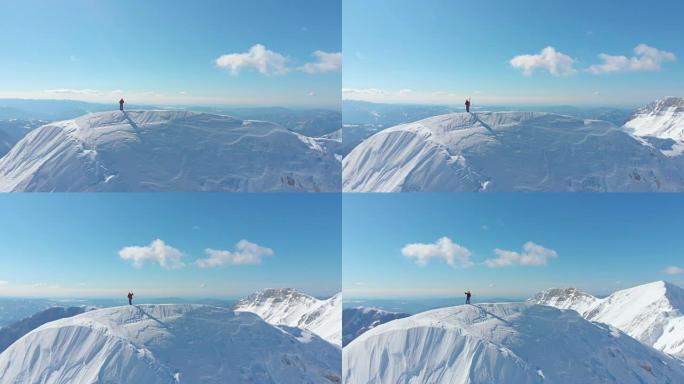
0, 110, 341, 192
530, 281, 684, 358
624, 97, 684, 141
343, 111, 684, 192
234, 289, 342, 346
0, 304, 341, 384
528, 287, 598, 315
343, 303, 684, 384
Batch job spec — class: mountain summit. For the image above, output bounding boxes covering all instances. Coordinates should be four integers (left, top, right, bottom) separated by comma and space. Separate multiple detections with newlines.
530, 280, 684, 358
343, 110, 684, 192
0, 304, 341, 384
625, 97, 684, 141
234, 288, 342, 346
343, 303, 684, 384
0, 110, 340, 192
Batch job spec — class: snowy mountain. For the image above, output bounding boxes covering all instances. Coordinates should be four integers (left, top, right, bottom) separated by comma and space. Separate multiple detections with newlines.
528, 287, 598, 315
342, 307, 409, 346
624, 97, 684, 141
529, 281, 684, 358
343, 303, 684, 384
0, 110, 340, 192
343, 111, 684, 192
0, 304, 341, 384
235, 288, 342, 346
0, 306, 90, 353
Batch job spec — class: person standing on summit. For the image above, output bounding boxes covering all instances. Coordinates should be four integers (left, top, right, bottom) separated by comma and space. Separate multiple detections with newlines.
127, 292, 134, 305
119, 98, 125, 111
464, 290, 472, 304
465, 98, 471, 113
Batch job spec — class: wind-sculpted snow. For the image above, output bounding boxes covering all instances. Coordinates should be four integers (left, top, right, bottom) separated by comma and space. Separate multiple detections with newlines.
235, 288, 342, 346
625, 97, 684, 141
0, 304, 341, 384
343, 303, 684, 384
530, 281, 684, 359
0, 306, 89, 353
342, 307, 409, 346
343, 111, 684, 192
0, 110, 341, 192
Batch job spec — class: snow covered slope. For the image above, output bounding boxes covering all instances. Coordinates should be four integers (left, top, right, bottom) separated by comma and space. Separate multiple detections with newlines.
0, 110, 340, 192
0, 306, 90, 353
624, 97, 684, 141
0, 304, 341, 384
343, 111, 684, 192
342, 307, 409, 346
235, 288, 342, 346
528, 287, 598, 316
343, 303, 684, 384
530, 281, 684, 358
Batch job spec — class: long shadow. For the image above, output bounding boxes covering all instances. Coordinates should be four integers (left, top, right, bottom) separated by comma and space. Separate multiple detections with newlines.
122, 111, 142, 135
133, 305, 169, 329
471, 114, 496, 134
470, 304, 512, 326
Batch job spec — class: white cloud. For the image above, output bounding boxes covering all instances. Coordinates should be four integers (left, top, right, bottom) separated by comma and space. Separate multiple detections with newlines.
301, 51, 342, 74
0, 280, 8, 285
195, 240, 274, 268
119, 239, 185, 269
216, 44, 341, 76
485, 241, 558, 267
199, 283, 207, 288
401, 237, 473, 267
663, 266, 684, 275
216, 44, 289, 76
307, 90, 316, 96
588, 44, 676, 74
342, 88, 390, 97
44, 89, 103, 95
510, 46, 577, 76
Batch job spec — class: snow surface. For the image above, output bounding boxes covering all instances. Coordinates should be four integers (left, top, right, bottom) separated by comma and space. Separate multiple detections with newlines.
528, 287, 598, 316
234, 288, 342, 346
343, 111, 684, 192
530, 281, 684, 358
342, 303, 684, 384
342, 307, 410, 346
0, 110, 341, 192
624, 97, 684, 141
0, 304, 341, 384
0, 306, 90, 353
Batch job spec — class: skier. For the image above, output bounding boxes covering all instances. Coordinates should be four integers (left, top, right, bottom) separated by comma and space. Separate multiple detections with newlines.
464, 290, 472, 305
119, 98, 125, 111
127, 292, 134, 305
465, 98, 471, 113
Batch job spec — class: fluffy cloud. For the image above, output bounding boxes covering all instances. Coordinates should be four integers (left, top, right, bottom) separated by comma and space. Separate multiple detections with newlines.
216, 44, 341, 76
119, 239, 185, 269
663, 266, 684, 275
0, 280, 8, 285
510, 46, 577, 76
301, 51, 342, 73
195, 240, 274, 268
485, 242, 558, 267
216, 44, 289, 76
588, 44, 676, 74
401, 237, 473, 267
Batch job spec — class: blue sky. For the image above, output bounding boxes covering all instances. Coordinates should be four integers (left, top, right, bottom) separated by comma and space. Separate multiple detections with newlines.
0, 194, 341, 299
0, 0, 341, 108
343, 0, 684, 107
343, 194, 684, 299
